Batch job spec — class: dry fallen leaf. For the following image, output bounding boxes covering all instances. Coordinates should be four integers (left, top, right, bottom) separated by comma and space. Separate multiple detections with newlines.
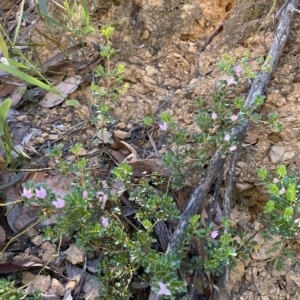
39, 76, 83, 108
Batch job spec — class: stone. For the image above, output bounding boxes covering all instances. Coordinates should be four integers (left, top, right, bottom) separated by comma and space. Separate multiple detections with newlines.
244, 132, 258, 144
236, 182, 254, 191
114, 130, 131, 139
39, 242, 57, 263
17, 115, 26, 121
78, 148, 88, 156
269, 145, 294, 163
48, 278, 65, 296
31, 235, 43, 246
65, 275, 81, 290
250, 233, 282, 260
22, 272, 51, 293
65, 244, 86, 265
116, 122, 127, 129
48, 134, 59, 140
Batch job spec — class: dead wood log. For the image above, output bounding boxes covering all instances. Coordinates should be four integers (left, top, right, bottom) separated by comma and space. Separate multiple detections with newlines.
149, 0, 299, 299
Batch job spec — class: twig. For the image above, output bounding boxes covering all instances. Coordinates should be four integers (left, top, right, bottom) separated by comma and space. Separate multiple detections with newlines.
148, 0, 299, 298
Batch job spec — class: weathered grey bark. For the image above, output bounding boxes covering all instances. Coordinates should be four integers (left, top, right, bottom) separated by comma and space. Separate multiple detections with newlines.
149, 0, 299, 299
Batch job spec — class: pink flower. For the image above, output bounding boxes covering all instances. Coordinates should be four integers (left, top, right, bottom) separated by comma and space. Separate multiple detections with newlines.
226, 77, 237, 86
159, 122, 168, 131
101, 217, 109, 228
231, 114, 238, 122
273, 178, 278, 184
211, 230, 219, 239
229, 145, 237, 152
224, 134, 230, 142
22, 188, 33, 199
52, 198, 66, 208
212, 111, 217, 120
83, 190, 88, 198
234, 65, 243, 77
35, 187, 47, 199
279, 187, 285, 195
158, 282, 171, 296
97, 192, 108, 208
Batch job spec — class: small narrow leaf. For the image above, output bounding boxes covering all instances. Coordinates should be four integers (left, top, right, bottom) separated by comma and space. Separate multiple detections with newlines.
0, 63, 61, 96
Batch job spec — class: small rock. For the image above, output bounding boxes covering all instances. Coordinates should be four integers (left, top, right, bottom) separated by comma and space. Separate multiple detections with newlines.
36, 137, 45, 144
244, 132, 258, 144
31, 235, 43, 246
48, 278, 65, 296
22, 272, 51, 293
48, 134, 59, 140
114, 130, 131, 139
236, 182, 254, 191
269, 145, 294, 163
13, 248, 43, 263
17, 115, 26, 122
78, 148, 87, 156
42, 132, 49, 138
116, 122, 127, 129
67, 155, 76, 162
250, 233, 282, 260
39, 241, 57, 263
261, 297, 270, 300
65, 275, 81, 290
65, 244, 86, 265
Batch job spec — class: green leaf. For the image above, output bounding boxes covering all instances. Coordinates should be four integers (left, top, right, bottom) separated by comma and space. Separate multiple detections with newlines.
81, 0, 90, 26
257, 167, 268, 180
13, 0, 25, 43
41, 14, 71, 32
0, 31, 9, 59
38, 0, 49, 15
0, 63, 61, 96
0, 98, 11, 135
276, 165, 287, 177
66, 99, 80, 107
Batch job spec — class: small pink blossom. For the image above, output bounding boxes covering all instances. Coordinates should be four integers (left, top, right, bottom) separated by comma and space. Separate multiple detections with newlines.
224, 134, 230, 142
101, 217, 109, 228
226, 77, 237, 86
35, 187, 47, 199
22, 188, 33, 199
231, 114, 238, 122
279, 187, 285, 195
211, 230, 219, 239
159, 122, 168, 131
273, 178, 279, 184
234, 65, 243, 77
97, 192, 108, 208
158, 282, 171, 296
100, 180, 109, 189
212, 111, 217, 120
229, 145, 237, 152
52, 198, 66, 208
83, 190, 88, 198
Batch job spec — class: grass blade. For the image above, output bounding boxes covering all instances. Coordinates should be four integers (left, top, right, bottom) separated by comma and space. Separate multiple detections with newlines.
0, 63, 61, 96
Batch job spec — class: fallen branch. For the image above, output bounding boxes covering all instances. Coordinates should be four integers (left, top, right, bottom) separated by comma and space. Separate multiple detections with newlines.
149, 0, 299, 298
